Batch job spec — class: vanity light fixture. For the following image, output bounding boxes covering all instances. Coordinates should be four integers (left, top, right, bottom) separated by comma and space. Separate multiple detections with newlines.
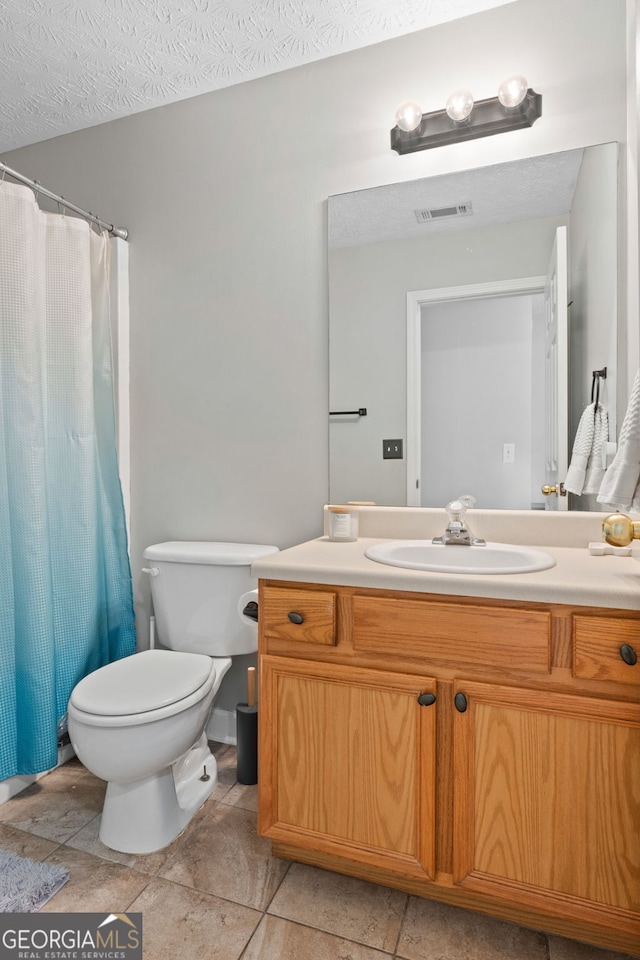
391, 75, 542, 155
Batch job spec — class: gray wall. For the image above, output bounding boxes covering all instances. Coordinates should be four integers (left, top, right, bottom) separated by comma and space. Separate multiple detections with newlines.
4, 0, 630, 719
569, 144, 619, 446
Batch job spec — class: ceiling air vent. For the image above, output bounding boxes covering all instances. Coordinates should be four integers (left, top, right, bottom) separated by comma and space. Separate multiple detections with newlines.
414, 202, 473, 223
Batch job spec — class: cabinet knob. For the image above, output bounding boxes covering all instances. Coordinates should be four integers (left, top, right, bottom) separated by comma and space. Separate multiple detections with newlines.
417, 693, 436, 707
619, 643, 637, 666
287, 612, 304, 624
454, 692, 468, 713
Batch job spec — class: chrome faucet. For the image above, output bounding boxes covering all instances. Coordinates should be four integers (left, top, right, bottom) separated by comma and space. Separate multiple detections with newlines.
432, 495, 486, 546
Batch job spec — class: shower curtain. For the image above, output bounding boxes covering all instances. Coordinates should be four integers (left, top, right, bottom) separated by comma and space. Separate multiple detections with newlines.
0, 182, 136, 780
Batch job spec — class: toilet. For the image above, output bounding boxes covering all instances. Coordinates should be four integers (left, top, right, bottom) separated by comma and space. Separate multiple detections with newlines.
67, 541, 278, 854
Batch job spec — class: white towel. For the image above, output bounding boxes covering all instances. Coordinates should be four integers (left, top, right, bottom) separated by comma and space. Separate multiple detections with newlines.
598, 369, 640, 510
564, 402, 609, 496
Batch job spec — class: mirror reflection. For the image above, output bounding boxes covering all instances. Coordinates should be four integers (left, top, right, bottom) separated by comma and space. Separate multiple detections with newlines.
329, 144, 619, 510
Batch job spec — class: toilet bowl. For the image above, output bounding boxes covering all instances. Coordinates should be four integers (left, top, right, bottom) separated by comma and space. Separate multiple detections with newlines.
67, 540, 278, 854
68, 649, 232, 853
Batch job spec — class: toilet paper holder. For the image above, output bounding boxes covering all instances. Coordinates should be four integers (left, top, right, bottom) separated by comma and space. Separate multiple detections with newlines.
242, 601, 258, 622
238, 589, 259, 625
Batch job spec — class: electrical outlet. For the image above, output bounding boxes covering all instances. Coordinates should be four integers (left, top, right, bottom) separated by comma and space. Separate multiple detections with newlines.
383, 439, 403, 459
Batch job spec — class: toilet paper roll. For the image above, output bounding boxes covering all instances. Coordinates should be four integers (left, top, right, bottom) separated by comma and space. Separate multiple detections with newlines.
238, 589, 259, 627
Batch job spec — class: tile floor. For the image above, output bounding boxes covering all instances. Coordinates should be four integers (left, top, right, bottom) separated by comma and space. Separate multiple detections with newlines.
0, 744, 637, 960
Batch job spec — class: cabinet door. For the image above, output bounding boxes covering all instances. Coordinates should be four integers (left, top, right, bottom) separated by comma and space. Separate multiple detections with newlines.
453, 680, 640, 940
259, 655, 437, 880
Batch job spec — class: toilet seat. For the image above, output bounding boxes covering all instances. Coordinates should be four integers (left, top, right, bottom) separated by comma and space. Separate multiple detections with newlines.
71, 649, 213, 716
68, 650, 230, 729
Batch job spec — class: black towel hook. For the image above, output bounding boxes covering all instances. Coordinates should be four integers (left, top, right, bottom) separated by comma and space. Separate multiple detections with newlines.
591, 367, 607, 413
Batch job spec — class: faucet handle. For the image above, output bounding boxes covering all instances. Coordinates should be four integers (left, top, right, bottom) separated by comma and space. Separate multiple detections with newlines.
445, 495, 476, 519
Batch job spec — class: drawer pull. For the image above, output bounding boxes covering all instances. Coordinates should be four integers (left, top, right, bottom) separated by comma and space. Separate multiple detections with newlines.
454, 692, 468, 713
417, 693, 436, 707
287, 612, 304, 625
619, 643, 638, 666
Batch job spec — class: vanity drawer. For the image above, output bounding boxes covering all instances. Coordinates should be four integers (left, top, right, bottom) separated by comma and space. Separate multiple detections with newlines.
573, 616, 640, 686
261, 586, 337, 646
352, 596, 551, 674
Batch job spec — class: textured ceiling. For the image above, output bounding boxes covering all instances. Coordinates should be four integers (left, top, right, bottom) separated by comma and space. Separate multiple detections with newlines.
328, 148, 585, 246
0, 0, 515, 153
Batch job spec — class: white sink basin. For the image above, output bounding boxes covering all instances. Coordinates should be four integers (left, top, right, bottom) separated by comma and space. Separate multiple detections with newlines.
364, 540, 556, 575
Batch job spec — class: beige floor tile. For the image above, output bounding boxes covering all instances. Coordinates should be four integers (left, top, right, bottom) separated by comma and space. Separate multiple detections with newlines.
39, 846, 149, 913
0, 822, 60, 860
0, 760, 105, 843
548, 935, 640, 960
268, 862, 407, 951
159, 803, 289, 910
211, 742, 239, 786
220, 781, 258, 812
65, 812, 191, 875
242, 915, 392, 960
127, 877, 261, 960
207, 742, 238, 801
397, 897, 548, 960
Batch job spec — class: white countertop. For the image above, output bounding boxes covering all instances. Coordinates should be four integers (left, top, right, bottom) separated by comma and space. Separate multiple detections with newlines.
252, 535, 640, 610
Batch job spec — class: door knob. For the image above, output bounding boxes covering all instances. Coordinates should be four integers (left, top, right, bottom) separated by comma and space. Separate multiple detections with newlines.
541, 483, 567, 496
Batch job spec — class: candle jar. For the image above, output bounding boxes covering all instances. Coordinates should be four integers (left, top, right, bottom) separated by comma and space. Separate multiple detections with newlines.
327, 504, 359, 542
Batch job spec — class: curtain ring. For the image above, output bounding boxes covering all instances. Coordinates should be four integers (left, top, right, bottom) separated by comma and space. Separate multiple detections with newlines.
57, 197, 66, 218
33, 179, 41, 201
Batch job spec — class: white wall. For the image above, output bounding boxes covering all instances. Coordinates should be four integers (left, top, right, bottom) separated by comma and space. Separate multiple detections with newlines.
3, 0, 631, 727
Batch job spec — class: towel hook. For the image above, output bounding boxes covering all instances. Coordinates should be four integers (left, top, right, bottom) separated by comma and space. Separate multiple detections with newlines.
591, 367, 607, 411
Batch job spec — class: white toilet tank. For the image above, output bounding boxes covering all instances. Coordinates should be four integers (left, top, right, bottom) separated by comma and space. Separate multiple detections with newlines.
142, 542, 279, 656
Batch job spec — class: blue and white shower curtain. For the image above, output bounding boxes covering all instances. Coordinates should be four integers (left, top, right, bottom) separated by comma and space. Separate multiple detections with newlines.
0, 182, 136, 780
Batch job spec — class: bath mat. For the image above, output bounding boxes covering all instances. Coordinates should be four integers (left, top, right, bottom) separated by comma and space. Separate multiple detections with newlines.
0, 850, 69, 912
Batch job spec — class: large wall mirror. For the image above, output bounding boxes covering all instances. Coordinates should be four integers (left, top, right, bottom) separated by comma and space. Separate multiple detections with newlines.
329, 143, 620, 510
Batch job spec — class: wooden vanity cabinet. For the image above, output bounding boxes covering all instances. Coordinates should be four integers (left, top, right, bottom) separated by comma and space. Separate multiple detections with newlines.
257, 581, 640, 955
259, 655, 437, 880
453, 680, 640, 938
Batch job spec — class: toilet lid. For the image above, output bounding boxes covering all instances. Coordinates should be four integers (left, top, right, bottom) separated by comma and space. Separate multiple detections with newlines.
143, 541, 279, 565
70, 650, 214, 716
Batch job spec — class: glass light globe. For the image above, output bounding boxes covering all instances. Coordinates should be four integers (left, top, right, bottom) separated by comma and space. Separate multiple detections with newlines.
395, 100, 423, 132
445, 89, 474, 122
497, 75, 528, 108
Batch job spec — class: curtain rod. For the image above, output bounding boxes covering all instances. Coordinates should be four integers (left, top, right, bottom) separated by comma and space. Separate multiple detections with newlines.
0, 159, 128, 240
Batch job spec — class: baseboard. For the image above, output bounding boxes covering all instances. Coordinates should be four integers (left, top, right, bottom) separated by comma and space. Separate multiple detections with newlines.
206, 706, 237, 746
0, 743, 76, 806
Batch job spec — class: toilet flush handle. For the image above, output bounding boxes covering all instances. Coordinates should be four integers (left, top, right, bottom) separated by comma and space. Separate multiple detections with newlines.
142, 566, 159, 577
